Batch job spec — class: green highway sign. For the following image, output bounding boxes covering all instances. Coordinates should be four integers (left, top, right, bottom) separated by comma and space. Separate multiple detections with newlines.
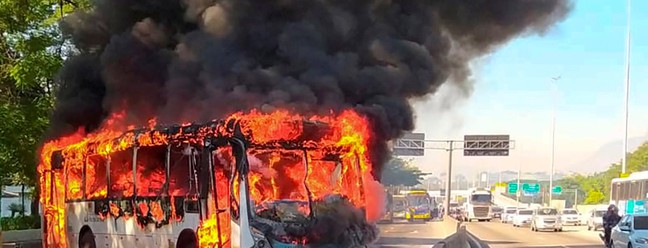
552, 186, 562, 195
522, 183, 540, 194
508, 183, 519, 194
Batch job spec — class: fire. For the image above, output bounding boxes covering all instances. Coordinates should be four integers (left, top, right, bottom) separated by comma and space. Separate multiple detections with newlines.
38, 109, 378, 248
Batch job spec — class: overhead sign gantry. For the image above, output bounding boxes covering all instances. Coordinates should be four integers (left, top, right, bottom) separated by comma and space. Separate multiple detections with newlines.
393, 134, 515, 216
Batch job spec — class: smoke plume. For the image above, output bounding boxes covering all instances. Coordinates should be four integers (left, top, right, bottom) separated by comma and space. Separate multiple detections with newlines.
50, 0, 572, 178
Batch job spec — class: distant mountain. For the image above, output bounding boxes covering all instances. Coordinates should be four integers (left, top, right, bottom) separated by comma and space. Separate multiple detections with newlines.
570, 134, 648, 174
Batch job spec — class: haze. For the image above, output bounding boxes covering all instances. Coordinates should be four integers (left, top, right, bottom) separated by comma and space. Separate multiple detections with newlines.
410, 0, 648, 178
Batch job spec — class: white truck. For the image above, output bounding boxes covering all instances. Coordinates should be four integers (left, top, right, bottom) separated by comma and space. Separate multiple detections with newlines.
462, 188, 493, 222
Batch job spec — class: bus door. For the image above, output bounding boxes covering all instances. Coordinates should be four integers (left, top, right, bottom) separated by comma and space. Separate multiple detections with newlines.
43, 151, 66, 247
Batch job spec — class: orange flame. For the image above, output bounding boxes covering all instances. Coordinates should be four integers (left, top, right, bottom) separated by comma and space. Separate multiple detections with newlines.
38, 109, 380, 248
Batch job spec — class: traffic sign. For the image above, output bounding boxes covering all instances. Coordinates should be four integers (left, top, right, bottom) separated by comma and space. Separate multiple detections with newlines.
463, 135, 511, 156
552, 186, 562, 195
522, 183, 540, 194
508, 183, 519, 194
393, 133, 425, 156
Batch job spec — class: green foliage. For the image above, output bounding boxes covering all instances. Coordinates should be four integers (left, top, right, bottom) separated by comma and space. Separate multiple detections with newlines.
583, 190, 605, 204
0, 214, 41, 231
0, 0, 88, 188
381, 158, 426, 187
563, 141, 648, 205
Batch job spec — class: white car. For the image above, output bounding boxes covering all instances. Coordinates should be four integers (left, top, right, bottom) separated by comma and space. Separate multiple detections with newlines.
587, 208, 607, 231
501, 207, 518, 223
531, 207, 563, 232
611, 213, 648, 248
512, 209, 533, 227
561, 208, 582, 226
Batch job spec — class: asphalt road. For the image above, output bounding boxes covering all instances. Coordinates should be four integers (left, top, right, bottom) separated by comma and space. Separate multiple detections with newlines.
372, 219, 453, 248
465, 220, 603, 248
373, 219, 604, 248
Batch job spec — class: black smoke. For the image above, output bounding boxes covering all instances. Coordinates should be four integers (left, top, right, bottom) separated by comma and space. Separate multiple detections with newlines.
49, 0, 572, 178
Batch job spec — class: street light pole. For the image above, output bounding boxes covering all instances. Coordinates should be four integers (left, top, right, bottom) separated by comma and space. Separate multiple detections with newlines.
622, 0, 632, 174
549, 76, 560, 204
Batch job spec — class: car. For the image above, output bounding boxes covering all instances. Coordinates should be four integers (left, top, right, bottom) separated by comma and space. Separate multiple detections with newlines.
531, 207, 562, 232
501, 207, 518, 223
392, 195, 408, 219
512, 209, 533, 227
610, 213, 648, 248
587, 208, 607, 231
561, 208, 582, 226
491, 206, 503, 219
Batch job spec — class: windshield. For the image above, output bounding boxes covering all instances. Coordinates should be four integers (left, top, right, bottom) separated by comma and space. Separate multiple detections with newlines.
537, 208, 558, 215
562, 210, 578, 215
594, 210, 606, 217
635, 216, 648, 230
407, 195, 430, 206
518, 210, 533, 215
393, 198, 407, 211
471, 194, 492, 203
506, 209, 517, 214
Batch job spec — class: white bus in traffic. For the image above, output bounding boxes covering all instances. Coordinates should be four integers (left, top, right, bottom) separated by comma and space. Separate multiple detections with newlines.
610, 171, 648, 215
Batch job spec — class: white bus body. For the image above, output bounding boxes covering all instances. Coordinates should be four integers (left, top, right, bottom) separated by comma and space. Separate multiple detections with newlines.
610, 171, 648, 215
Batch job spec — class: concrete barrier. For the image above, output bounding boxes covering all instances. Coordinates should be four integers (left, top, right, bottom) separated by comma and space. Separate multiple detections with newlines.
1, 229, 41, 248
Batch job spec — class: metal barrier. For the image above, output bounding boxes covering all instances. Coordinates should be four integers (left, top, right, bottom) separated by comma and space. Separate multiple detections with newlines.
432, 218, 489, 248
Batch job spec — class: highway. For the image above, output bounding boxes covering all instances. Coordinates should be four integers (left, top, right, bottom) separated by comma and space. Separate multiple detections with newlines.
372, 219, 454, 247
374, 219, 603, 248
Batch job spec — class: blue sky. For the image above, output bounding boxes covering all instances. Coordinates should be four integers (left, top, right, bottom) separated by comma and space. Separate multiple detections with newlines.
410, 0, 648, 177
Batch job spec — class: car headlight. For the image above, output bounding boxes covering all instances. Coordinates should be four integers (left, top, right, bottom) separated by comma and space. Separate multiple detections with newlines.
636, 238, 648, 244
251, 228, 270, 247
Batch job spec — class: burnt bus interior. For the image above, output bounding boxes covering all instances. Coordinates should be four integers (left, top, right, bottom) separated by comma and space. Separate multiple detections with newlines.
46, 119, 362, 244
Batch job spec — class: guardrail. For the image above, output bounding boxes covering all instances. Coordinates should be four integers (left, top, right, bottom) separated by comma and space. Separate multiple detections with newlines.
432, 217, 489, 248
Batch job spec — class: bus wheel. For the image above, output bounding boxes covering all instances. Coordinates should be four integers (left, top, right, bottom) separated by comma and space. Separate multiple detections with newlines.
79, 230, 96, 248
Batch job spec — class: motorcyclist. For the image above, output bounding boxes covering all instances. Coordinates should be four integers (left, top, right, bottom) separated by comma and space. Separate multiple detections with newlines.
601, 204, 621, 247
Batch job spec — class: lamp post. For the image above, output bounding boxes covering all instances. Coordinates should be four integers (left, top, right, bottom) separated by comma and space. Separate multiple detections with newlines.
549, 76, 560, 204
622, 0, 632, 174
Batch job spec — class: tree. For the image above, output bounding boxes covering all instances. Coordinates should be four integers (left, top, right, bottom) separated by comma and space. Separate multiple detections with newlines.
380, 158, 426, 187
561, 141, 648, 205
0, 0, 89, 215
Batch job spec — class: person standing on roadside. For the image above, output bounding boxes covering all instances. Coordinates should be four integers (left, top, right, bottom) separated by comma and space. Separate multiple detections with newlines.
601, 204, 621, 247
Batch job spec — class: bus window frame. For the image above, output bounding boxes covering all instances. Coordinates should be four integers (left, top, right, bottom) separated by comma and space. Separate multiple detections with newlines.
106, 147, 136, 200
63, 153, 86, 202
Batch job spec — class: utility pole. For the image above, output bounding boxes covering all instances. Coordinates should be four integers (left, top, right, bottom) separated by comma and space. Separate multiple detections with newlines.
444, 141, 454, 218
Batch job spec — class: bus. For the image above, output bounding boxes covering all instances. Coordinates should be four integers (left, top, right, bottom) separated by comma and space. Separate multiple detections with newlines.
38, 111, 374, 248
404, 189, 434, 222
610, 171, 648, 215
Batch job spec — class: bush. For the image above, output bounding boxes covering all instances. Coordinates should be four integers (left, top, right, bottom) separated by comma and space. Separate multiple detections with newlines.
0, 215, 40, 231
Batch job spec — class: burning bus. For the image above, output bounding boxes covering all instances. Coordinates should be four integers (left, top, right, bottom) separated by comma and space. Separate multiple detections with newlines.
38, 110, 379, 248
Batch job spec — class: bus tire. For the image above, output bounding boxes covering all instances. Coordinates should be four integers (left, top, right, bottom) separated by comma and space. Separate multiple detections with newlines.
79, 229, 96, 248
177, 229, 198, 248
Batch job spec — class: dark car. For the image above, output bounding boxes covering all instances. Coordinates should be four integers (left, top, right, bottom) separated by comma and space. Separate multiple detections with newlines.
491, 206, 504, 219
